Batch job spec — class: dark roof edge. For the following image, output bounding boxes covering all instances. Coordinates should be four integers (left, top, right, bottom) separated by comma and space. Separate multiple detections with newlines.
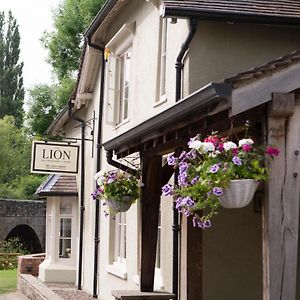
84, 0, 119, 38
35, 191, 78, 199
163, 9, 300, 27
103, 82, 231, 151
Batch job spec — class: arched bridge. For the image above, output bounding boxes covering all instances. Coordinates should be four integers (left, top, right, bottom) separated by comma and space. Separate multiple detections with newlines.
0, 199, 46, 253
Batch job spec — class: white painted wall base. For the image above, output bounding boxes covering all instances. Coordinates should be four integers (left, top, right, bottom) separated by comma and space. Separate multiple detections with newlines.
39, 259, 76, 283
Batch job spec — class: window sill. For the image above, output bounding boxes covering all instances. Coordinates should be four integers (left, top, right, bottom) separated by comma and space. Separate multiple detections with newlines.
106, 263, 127, 280
133, 269, 164, 290
153, 96, 167, 108
115, 118, 130, 129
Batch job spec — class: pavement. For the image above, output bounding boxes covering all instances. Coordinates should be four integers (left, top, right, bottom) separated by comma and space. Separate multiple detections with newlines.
0, 292, 29, 299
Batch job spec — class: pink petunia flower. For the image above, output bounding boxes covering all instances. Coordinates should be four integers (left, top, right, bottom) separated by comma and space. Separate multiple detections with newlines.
266, 147, 280, 157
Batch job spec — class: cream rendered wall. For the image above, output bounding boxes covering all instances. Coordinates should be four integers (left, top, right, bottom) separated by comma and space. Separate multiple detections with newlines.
59, 65, 102, 294
101, 1, 189, 144
187, 21, 300, 96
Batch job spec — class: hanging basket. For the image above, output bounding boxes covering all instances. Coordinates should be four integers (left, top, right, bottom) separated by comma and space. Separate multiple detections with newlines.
219, 179, 259, 208
106, 196, 135, 213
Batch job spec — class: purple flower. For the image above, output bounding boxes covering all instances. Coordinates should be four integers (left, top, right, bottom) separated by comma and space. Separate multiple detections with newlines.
179, 151, 187, 161
178, 172, 188, 187
179, 162, 189, 174
184, 209, 191, 217
162, 184, 173, 196
203, 220, 212, 228
212, 187, 223, 197
181, 196, 195, 208
167, 154, 177, 166
175, 197, 183, 210
232, 156, 242, 166
191, 176, 199, 185
186, 149, 197, 160
210, 164, 220, 173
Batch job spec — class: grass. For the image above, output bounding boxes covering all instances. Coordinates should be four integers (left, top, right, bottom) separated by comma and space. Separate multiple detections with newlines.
0, 269, 17, 294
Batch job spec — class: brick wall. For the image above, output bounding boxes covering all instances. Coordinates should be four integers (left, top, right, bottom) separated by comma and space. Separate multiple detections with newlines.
18, 253, 45, 277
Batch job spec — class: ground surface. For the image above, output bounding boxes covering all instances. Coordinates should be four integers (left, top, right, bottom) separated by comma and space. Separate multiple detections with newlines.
0, 269, 17, 294
46, 283, 94, 299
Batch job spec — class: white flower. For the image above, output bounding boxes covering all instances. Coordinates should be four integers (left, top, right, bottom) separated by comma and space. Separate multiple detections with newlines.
97, 176, 106, 186
200, 142, 215, 153
188, 140, 202, 150
223, 141, 237, 151
238, 138, 254, 147
208, 150, 221, 158
94, 170, 105, 180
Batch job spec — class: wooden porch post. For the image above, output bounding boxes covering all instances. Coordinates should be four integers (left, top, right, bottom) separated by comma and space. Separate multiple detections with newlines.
140, 155, 162, 292
180, 216, 202, 300
263, 93, 300, 300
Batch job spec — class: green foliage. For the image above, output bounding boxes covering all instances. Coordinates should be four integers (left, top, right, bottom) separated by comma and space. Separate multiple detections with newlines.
0, 116, 30, 184
0, 116, 44, 199
0, 10, 24, 127
0, 237, 28, 254
164, 133, 279, 228
26, 80, 75, 136
93, 170, 140, 215
42, 0, 105, 81
0, 268, 17, 293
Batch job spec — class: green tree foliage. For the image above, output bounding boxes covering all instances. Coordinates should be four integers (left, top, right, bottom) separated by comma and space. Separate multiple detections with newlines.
26, 80, 74, 136
0, 116, 44, 199
0, 11, 24, 127
42, 0, 105, 81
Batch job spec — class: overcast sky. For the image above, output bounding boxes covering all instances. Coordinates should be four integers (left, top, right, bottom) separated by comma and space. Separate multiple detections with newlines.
1, 0, 61, 94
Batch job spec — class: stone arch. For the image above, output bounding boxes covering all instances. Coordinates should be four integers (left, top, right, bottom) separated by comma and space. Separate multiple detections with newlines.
5, 224, 43, 254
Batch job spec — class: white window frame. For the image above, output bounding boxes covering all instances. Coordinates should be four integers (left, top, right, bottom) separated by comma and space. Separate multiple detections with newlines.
105, 23, 135, 126
106, 212, 127, 279
154, 17, 168, 106
57, 198, 75, 265
117, 48, 131, 124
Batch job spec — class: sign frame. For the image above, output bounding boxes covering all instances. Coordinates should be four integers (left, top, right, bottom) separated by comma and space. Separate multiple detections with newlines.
31, 141, 80, 175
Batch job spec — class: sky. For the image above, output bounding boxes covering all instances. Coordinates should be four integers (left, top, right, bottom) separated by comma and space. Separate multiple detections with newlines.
1, 0, 61, 95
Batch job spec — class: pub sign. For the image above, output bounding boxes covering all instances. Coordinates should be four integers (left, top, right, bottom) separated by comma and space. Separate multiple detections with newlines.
31, 141, 79, 174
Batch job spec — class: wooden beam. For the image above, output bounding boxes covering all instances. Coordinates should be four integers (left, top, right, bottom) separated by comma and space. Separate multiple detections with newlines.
140, 155, 162, 292
263, 93, 299, 300
231, 63, 300, 116
180, 217, 202, 300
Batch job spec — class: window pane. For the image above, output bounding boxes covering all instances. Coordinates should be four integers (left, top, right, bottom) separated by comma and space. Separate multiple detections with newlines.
60, 201, 72, 214
60, 218, 71, 238
59, 238, 71, 258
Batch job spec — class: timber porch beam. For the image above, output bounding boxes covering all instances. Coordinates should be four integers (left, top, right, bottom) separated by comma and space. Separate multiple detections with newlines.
264, 92, 299, 300
140, 155, 163, 292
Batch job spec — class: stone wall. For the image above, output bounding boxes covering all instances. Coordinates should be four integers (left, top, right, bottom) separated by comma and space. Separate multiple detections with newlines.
18, 273, 62, 300
0, 199, 46, 251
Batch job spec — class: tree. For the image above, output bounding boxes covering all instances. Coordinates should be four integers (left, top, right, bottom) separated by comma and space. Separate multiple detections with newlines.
42, 0, 105, 81
0, 116, 44, 199
0, 11, 24, 127
26, 80, 74, 136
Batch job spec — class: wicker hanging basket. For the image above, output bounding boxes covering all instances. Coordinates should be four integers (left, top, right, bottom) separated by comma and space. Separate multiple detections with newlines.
219, 179, 259, 208
106, 196, 135, 213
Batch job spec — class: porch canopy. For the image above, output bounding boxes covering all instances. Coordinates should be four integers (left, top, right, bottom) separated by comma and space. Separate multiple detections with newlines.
103, 50, 300, 158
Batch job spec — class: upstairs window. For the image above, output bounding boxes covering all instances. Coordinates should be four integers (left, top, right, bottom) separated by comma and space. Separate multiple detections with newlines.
118, 48, 131, 123
105, 23, 135, 126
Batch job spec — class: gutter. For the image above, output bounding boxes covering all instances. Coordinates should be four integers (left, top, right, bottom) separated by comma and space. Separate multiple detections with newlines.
103, 82, 231, 151
163, 8, 300, 27
84, 0, 119, 38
